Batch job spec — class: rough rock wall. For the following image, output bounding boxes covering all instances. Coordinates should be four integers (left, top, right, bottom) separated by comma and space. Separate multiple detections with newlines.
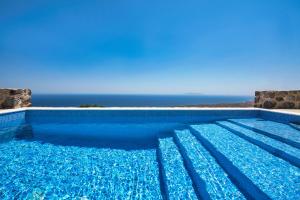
254, 90, 300, 109
0, 89, 31, 109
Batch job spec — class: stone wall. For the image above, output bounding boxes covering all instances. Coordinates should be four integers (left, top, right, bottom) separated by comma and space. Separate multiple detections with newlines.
0, 88, 32, 109
254, 90, 300, 109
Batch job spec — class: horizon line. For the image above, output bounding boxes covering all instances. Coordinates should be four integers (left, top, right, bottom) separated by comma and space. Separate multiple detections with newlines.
32, 93, 253, 96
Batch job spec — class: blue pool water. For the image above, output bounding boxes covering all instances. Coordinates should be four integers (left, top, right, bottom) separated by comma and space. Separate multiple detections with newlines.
0, 141, 161, 199
229, 118, 300, 148
0, 110, 300, 199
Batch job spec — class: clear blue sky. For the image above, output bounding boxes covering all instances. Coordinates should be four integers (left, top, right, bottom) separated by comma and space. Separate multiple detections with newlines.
0, 0, 299, 95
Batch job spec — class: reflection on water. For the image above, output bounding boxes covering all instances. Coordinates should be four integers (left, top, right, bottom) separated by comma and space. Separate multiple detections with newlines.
1, 122, 185, 150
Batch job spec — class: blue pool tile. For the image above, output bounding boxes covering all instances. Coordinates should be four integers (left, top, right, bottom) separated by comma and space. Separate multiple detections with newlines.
259, 110, 300, 123
217, 121, 300, 167
191, 124, 300, 200
290, 122, 300, 131
229, 118, 300, 148
1, 109, 300, 199
0, 140, 162, 199
0, 111, 25, 129
158, 138, 198, 200
25, 109, 257, 124
174, 129, 245, 200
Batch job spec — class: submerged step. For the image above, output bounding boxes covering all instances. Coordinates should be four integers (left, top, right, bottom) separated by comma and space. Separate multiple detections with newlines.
290, 122, 300, 131
228, 118, 300, 148
158, 138, 198, 200
216, 121, 300, 168
191, 124, 300, 200
174, 129, 245, 200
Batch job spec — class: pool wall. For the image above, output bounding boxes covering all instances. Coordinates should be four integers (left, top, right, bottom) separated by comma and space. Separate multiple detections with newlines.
259, 109, 300, 123
0, 110, 26, 128
0, 108, 300, 126
25, 109, 257, 123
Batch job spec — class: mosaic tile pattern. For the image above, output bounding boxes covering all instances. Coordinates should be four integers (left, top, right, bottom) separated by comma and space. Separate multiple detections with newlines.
1, 109, 300, 200
25, 109, 256, 124
192, 124, 300, 200
175, 130, 245, 200
0, 111, 25, 129
158, 138, 197, 200
217, 121, 300, 166
229, 118, 300, 147
0, 140, 162, 199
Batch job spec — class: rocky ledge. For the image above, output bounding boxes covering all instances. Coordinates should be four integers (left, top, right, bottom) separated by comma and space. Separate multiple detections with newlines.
254, 90, 300, 109
0, 88, 32, 109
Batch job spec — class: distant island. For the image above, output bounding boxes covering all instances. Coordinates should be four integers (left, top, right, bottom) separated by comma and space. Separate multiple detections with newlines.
181, 101, 254, 107
78, 101, 254, 108
79, 104, 104, 108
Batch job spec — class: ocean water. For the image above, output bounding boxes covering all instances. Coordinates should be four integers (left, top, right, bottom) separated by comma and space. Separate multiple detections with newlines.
32, 94, 252, 107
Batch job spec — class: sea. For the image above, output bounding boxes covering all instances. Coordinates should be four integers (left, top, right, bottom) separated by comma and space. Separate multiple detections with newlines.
32, 94, 253, 107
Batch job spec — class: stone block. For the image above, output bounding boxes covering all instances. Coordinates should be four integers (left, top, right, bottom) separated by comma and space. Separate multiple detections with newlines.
0, 88, 31, 109
255, 91, 261, 96
281, 102, 295, 109
296, 102, 300, 109
277, 91, 288, 96
284, 95, 296, 101
264, 91, 276, 98
275, 96, 284, 101
288, 91, 298, 95
255, 90, 300, 109
263, 99, 277, 109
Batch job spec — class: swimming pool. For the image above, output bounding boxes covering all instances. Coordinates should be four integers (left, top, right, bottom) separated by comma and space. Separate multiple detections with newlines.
0, 108, 299, 199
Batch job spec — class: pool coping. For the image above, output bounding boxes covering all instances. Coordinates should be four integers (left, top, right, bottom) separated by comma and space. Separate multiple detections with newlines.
1, 107, 300, 117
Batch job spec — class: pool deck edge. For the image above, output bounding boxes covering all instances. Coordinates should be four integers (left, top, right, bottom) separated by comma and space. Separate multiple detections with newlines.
1, 107, 300, 117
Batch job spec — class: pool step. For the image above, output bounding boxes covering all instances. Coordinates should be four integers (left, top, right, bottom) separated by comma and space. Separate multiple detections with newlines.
216, 121, 300, 168
158, 138, 198, 200
173, 129, 245, 200
190, 124, 300, 200
228, 118, 300, 149
289, 122, 300, 131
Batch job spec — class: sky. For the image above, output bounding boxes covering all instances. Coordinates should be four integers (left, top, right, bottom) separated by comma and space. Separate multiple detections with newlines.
0, 0, 300, 95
